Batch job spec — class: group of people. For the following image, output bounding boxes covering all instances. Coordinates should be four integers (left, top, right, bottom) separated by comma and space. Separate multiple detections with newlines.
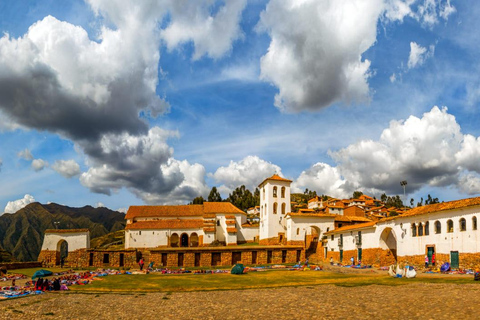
424, 253, 436, 268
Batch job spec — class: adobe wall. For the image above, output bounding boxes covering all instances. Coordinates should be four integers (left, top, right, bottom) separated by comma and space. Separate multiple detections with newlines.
397, 252, 480, 269
0, 261, 42, 270
41, 231, 90, 251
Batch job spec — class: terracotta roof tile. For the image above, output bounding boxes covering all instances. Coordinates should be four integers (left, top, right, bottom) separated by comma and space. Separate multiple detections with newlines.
126, 205, 203, 219
383, 196, 480, 221
287, 212, 336, 218
126, 202, 244, 219
334, 216, 372, 222
227, 227, 237, 233
203, 202, 245, 214
125, 219, 204, 230
258, 174, 292, 187
226, 220, 236, 225
203, 227, 215, 233
241, 223, 259, 228
325, 221, 377, 234
225, 215, 236, 219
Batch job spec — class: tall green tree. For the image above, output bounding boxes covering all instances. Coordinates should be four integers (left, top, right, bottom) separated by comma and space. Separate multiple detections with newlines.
207, 187, 222, 202
352, 191, 363, 199
191, 196, 204, 204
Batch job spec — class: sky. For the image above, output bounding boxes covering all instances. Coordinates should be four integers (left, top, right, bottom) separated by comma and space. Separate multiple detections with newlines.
1, 0, 480, 214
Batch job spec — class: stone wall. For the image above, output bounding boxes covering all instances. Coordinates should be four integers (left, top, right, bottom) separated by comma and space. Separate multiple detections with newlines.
38, 246, 304, 269
397, 252, 480, 269
0, 261, 42, 270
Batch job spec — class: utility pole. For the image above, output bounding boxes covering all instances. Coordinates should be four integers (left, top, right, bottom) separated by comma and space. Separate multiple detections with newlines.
400, 181, 407, 211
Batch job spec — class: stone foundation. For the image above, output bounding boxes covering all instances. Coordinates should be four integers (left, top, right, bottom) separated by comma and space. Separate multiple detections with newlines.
397, 252, 480, 270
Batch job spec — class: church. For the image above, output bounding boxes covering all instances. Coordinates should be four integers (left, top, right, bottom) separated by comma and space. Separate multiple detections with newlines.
38, 174, 480, 269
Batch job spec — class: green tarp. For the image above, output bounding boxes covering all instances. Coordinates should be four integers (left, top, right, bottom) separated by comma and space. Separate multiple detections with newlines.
32, 269, 53, 279
231, 264, 245, 275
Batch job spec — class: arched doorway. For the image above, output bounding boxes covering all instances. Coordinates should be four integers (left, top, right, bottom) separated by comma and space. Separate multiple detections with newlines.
170, 233, 179, 247
379, 227, 397, 261
56, 240, 68, 266
180, 233, 189, 247
306, 226, 320, 257
190, 233, 199, 247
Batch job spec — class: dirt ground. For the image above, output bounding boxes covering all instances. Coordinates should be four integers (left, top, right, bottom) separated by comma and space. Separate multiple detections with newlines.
1, 281, 479, 319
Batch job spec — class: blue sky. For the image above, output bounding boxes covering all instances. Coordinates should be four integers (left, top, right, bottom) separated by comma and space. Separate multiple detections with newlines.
1, 0, 480, 213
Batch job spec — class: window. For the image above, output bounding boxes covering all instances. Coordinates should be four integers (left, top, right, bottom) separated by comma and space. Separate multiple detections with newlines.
273, 186, 277, 198
473, 216, 478, 230
460, 218, 466, 231
265, 204, 267, 215
425, 221, 430, 236
447, 220, 453, 233
281, 187, 286, 198
296, 228, 299, 235
139, 231, 141, 235
331, 235, 334, 241
281, 203, 286, 215
217, 220, 220, 226
170, 233, 179, 247
418, 223, 423, 236
435, 221, 441, 234
411, 223, 417, 237
263, 188, 265, 200
103, 253, 109, 264
273, 202, 278, 214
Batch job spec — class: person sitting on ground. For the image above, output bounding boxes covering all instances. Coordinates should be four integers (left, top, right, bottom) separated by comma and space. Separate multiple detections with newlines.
330, 257, 334, 265
148, 261, 154, 271
425, 255, 429, 268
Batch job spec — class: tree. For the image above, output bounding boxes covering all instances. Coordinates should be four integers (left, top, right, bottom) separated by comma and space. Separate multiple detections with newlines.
352, 191, 363, 199
207, 187, 222, 202
226, 185, 257, 212
425, 194, 439, 205
410, 198, 414, 207
191, 196, 204, 204
381, 193, 387, 203
417, 197, 424, 207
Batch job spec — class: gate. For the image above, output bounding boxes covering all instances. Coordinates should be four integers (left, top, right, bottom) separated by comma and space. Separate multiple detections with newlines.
450, 251, 459, 268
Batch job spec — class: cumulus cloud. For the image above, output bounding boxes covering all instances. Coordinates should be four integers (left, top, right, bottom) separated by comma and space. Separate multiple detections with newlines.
161, 0, 247, 60
52, 159, 81, 178
292, 163, 348, 199
3, 194, 36, 214
80, 128, 209, 203
116, 207, 127, 214
327, 106, 466, 195
18, 149, 34, 160
95, 202, 105, 208
258, 0, 383, 112
257, 0, 455, 112
211, 155, 282, 194
408, 42, 435, 69
0, 1, 244, 204
291, 106, 480, 197
31, 159, 48, 172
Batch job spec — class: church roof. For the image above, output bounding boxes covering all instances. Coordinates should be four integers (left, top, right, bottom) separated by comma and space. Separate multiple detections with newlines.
334, 216, 372, 222
324, 221, 377, 234
125, 219, 204, 230
258, 174, 292, 187
383, 196, 480, 221
126, 202, 244, 219
287, 212, 336, 218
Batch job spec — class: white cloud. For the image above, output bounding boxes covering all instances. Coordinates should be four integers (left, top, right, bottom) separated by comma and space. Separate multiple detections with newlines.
390, 73, 397, 83
80, 128, 208, 204
328, 106, 466, 195
211, 155, 281, 193
439, 0, 456, 20
18, 149, 33, 160
95, 202, 105, 208
3, 194, 36, 214
292, 163, 348, 199
52, 159, 81, 178
258, 0, 383, 112
408, 42, 435, 69
116, 207, 127, 214
31, 159, 48, 172
458, 172, 480, 195
161, 0, 247, 60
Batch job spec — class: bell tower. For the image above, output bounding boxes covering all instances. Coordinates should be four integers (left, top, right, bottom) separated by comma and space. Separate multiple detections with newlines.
258, 174, 292, 245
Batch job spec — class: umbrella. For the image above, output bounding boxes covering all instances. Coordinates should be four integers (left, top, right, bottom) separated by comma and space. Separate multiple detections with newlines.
231, 264, 245, 275
32, 269, 53, 279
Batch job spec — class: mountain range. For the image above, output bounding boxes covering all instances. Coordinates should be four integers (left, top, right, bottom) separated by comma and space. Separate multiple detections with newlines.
0, 203, 126, 262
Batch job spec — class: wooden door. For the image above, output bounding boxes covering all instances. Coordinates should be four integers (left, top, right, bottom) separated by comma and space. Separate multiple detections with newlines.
194, 253, 201, 267
450, 251, 459, 268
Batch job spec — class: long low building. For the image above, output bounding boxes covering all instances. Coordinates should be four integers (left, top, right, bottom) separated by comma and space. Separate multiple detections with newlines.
323, 197, 480, 269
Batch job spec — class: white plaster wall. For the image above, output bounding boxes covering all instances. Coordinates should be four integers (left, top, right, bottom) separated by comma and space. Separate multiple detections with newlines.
203, 232, 215, 244
238, 227, 259, 242
216, 215, 226, 242
325, 206, 480, 258
126, 229, 203, 249
286, 217, 335, 242
260, 180, 291, 240
376, 207, 480, 256
41, 232, 90, 251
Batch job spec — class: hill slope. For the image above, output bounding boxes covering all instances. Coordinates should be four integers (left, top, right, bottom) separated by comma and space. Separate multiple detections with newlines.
0, 203, 126, 261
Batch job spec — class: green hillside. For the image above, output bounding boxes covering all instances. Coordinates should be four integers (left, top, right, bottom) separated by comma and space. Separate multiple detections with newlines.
0, 202, 126, 262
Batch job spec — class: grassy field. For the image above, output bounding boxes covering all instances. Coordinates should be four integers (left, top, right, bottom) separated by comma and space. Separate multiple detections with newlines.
63, 269, 477, 293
